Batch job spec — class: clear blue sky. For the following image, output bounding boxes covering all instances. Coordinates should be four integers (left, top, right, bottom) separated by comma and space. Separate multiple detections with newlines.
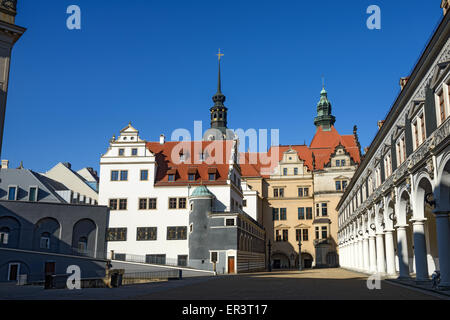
4, 0, 444, 172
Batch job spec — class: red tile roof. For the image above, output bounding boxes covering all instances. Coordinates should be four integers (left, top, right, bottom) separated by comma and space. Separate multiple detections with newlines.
240, 126, 361, 178
146, 140, 236, 186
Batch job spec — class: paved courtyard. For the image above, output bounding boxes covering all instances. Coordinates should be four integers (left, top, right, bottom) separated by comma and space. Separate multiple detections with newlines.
0, 268, 447, 300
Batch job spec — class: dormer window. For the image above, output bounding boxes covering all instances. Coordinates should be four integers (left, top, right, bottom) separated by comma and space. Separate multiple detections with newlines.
119, 149, 125, 156
209, 173, 216, 181
294, 168, 298, 175
132, 148, 138, 156
8, 186, 17, 201
29, 186, 38, 202
168, 174, 175, 182
188, 174, 195, 181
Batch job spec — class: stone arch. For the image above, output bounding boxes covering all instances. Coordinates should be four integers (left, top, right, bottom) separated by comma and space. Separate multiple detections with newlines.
0, 216, 21, 248
72, 218, 97, 255
33, 217, 61, 252
301, 252, 314, 269
435, 152, 450, 211
271, 251, 290, 269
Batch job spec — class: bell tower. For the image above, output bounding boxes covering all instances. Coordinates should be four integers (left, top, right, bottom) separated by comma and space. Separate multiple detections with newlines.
314, 86, 336, 131
210, 49, 228, 136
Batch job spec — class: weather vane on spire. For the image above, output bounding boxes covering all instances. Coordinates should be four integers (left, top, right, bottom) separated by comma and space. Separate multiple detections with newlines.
217, 48, 224, 61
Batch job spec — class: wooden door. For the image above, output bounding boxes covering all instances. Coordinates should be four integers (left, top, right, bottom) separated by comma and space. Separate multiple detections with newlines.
45, 262, 55, 275
8, 264, 18, 281
228, 256, 235, 274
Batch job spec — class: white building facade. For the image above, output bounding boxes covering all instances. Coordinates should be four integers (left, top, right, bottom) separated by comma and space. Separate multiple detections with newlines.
338, 6, 450, 289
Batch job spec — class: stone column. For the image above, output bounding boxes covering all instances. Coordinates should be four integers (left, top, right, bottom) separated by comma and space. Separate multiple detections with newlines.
369, 235, 377, 273
352, 240, 358, 269
434, 212, 450, 289
412, 219, 429, 282
363, 236, 370, 272
375, 233, 386, 274
358, 238, 364, 270
396, 225, 410, 279
384, 230, 396, 276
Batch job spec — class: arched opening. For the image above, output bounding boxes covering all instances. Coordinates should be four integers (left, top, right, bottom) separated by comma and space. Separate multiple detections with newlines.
0, 216, 20, 248
33, 217, 60, 252
72, 219, 97, 256
413, 175, 438, 278
272, 252, 290, 269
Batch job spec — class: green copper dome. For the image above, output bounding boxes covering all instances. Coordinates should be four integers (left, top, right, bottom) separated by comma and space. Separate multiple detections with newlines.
190, 185, 214, 198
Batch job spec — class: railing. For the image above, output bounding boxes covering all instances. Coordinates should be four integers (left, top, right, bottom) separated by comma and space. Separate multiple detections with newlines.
112, 253, 188, 268
122, 270, 181, 285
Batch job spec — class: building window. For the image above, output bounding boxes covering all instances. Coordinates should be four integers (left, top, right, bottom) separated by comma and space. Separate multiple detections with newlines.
167, 226, 187, 240
321, 226, 328, 239
243, 200, 247, 207
335, 181, 342, 191
8, 186, 17, 201
178, 255, 188, 267
78, 237, 88, 253
118, 149, 125, 156
120, 170, 128, 181
109, 199, 118, 210
211, 251, 218, 263
282, 229, 288, 241
335, 160, 340, 167
169, 198, 177, 209
132, 148, 138, 156
438, 90, 447, 124
137, 227, 157, 241
283, 168, 288, 176
273, 188, 284, 198
272, 208, 279, 221
316, 203, 328, 216
315, 227, 320, 239
296, 229, 301, 241
0, 227, 9, 245
178, 198, 187, 209
413, 121, 419, 149
384, 153, 392, 177
294, 168, 298, 175
140, 170, 149, 181
298, 187, 309, 197
28, 186, 38, 202
111, 170, 119, 181
148, 198, 157, 209
306, 207, 313, 220
298, 207, 305, 220
226, 219, 235, 226
119, 199, 127, 210
168, 174, 175, 182
420, 113, 426, 142
302, 229, 309, 241
107, 228, 127, 241
341, 160, 346, 166
40, 232, 51, 249
139, 198, 148, 210
280, 208, 287, 220
146, 254, 166, 265
208, 173, 216, 181
188, 173, 196, 181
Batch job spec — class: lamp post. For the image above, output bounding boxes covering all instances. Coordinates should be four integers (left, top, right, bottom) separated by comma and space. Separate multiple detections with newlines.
267, 240, 272, 272
298, 236, 302, 271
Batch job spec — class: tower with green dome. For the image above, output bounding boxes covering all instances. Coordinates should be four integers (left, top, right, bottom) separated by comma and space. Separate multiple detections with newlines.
314, 86, 336, 131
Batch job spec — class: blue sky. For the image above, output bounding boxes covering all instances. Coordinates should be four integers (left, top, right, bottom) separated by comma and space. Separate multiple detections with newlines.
4, 0, 444, 172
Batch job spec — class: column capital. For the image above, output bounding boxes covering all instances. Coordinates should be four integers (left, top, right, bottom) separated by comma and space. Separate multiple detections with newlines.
410, 218, 427, 225
395, 224, 409, 230
384, 229, 395, 233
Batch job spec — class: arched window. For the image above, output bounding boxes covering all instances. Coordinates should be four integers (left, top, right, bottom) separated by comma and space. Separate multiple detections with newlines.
0, 227, 10, 245
78, 237, 88, 254
40, 232, 51, 249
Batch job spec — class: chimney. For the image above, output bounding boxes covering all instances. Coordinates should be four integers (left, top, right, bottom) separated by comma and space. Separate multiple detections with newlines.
160, 134, 165, 145
1, 159, 8, 169
442, 0, 449, 15
400, 77, 409, 90
377, 120, 385, 130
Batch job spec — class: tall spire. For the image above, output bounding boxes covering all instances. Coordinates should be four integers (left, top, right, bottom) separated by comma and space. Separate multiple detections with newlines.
314, 84, 336, 131
210, 49, 228, 134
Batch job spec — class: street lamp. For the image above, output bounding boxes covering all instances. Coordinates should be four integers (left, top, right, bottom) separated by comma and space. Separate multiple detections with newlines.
298, 236, 302, 271
267, 240, 272, 272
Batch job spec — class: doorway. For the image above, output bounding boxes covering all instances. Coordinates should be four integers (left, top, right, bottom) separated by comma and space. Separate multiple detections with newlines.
228, 256, 235, 274
8, 263, 19, 281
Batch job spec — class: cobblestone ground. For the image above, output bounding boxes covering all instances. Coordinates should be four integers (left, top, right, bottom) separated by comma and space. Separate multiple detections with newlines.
1, 268, 446, 300
133, 268, 443, 300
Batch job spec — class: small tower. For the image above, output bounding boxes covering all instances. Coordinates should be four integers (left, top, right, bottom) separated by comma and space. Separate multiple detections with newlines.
314, 86, 336, 131
210, 49, 228, 135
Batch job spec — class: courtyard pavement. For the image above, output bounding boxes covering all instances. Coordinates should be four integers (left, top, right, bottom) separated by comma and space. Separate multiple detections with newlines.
0, 268, 447, 300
